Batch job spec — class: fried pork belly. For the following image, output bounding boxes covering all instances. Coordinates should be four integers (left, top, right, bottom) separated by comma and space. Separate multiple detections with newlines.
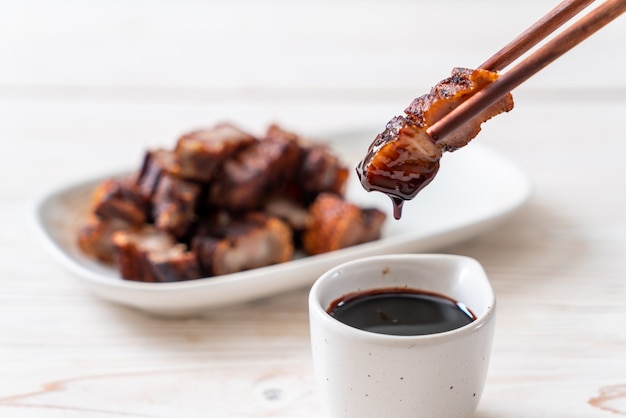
208, 128, 300, 210
90, 178, 148, 225
78, 178, 146, 262
77, 216, 133, 263
357, 116, 442, 203
174, 123, 256, 182
302, 193, 386, 255
136, 149, 178, 200
192, 212, 293, 276
263, 196, 311, 231
152, 173, 202, 239
299, 143, 349, 200
113, 226, 201, 282
404, 67, 514, 152
358, 67, 514, 217
77, 122, 387, 282
265, 124, 350, 202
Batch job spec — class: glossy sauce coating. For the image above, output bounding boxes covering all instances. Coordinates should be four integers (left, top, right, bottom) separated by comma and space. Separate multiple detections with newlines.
356, 116, 441, 219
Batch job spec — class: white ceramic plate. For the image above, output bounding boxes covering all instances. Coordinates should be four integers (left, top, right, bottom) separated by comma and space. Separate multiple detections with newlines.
32, 131, 531, 316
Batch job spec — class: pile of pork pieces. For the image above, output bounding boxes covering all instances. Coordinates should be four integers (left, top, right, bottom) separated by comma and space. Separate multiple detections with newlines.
78, 123, 386, 283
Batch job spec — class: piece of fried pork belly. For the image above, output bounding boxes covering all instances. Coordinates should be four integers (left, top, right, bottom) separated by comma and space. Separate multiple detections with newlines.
174, 123, 257, 182
266, 124, 349, 202
357, 116, 442, 204
404, 67, 514, 152
152, 173, 202, 239
90, 178, 149, 225
192, 212, 293, 276
135, 149, 178, 200
302, 193, 386, 255
298, 143, 350, 201
208, 129, 301, 211
263, 195, 311, 232
77, 215, 133, 263
357, 67, 514, 218
113, 226, 201, 282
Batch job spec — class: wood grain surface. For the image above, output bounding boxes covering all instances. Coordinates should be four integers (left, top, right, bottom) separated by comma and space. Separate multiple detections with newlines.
1, 0, 625, 416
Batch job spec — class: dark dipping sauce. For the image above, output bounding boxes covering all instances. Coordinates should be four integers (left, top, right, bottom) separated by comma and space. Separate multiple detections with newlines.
327, 287, 475, 336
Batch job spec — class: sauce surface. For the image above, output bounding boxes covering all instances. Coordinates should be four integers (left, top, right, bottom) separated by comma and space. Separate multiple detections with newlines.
327, 287, 475, 336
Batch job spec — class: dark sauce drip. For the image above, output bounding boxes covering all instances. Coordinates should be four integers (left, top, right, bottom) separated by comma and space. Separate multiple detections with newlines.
390, 196, 404, 220
356, 157, 438, 221
327, 287, 475, 336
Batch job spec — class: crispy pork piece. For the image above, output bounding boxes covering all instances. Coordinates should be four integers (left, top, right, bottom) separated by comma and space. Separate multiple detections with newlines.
77, 216, 133, 263
113, 226, 201, 282
302, 193, 386, 255
264, 123, 300, 145
262, 127, 303, 181
357, 116, 442, 205
192, 212, 293, 276
208, 130, 301, 210
264, 196, 311, 232
174, 123, 257, 182
148, 248, 202, 283
299, 143, 349, 200
90, 178, 149, 225
266, 124, 350, 202
358, 67, 514, 218
404, 67, 514, 152
152, 173, 202, 239
135, 149, 178, 200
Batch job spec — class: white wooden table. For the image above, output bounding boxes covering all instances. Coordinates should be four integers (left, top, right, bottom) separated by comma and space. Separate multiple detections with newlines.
1, 1, 626, 416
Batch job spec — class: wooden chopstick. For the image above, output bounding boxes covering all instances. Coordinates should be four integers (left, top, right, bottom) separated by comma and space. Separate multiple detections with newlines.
480, 0, 595, 71
427, 0, 626, 143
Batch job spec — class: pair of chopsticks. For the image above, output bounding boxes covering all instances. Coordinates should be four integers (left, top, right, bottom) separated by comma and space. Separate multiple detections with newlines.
426, 0, 626, 143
